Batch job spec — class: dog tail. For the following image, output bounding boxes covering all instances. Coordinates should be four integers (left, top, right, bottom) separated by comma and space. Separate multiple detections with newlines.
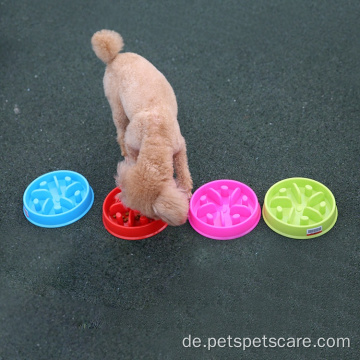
152, 185, 190, 226
91, 29, 124, 64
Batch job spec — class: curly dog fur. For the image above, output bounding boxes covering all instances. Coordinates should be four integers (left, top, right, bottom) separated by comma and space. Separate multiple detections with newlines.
92, 30, 193, 225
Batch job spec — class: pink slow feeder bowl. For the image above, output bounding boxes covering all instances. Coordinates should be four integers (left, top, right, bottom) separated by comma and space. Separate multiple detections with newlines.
188, 179, 261, 240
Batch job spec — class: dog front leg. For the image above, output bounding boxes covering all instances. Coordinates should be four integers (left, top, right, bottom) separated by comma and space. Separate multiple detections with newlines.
173, 141, 193, 199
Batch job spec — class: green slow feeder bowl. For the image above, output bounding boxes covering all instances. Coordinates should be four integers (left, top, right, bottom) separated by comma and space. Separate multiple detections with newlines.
263, 178, 338, 239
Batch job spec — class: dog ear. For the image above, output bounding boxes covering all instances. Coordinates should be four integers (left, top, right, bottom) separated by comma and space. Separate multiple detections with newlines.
152, 186, 189, 226
114, 160, 130, 189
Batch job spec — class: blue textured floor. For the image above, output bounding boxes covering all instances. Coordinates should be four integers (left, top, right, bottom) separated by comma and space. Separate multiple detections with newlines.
1, 0, 359, 359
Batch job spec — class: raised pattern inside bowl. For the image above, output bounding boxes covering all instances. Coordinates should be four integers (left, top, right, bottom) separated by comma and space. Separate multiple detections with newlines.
28, 175, 86, 215
267, 181, 333, 227
106, 197, 152, 228
193, 185, 254, 227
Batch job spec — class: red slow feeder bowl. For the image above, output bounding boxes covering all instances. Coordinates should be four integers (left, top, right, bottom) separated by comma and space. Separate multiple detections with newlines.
102, 188, 168, 240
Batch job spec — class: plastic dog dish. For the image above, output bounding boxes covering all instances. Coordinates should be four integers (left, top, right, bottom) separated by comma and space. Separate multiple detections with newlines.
188, 179, 261, 240
23, 170, 94, 228
102, 188, 168, 240
262, 178, 338, 239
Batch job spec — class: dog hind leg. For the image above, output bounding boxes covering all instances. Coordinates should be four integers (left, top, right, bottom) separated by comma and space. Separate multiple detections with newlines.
109, 102, 129, 157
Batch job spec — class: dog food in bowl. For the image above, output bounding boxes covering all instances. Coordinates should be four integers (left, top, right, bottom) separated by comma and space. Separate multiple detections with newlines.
102, 188, 167, 240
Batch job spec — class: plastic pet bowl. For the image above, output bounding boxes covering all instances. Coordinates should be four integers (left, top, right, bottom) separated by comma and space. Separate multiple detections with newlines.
262, 178, 338, 239
102, 188, 168, 240
23, 170, 94, 228
188, 179, 261, 240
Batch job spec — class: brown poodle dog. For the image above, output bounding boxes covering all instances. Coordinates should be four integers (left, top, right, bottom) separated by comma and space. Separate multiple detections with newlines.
91, 30, 193, 225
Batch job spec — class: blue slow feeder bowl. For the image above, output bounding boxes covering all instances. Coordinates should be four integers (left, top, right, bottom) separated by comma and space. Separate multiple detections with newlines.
23, 170, 94, 228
